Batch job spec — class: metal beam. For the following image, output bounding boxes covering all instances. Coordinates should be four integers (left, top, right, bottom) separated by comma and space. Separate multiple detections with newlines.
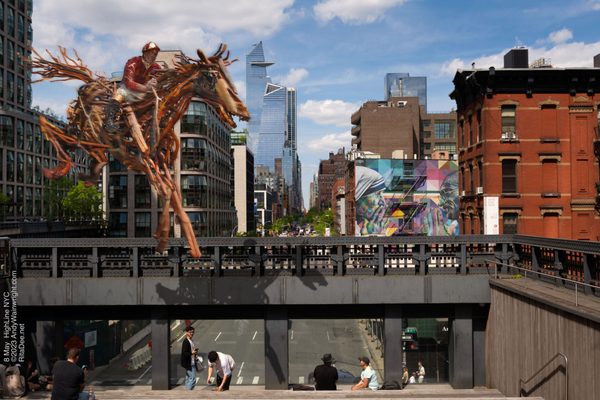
151, 308, 170, 390
449, 304, 473, 389
384, 305, 403, 384
264, 306, 288, 389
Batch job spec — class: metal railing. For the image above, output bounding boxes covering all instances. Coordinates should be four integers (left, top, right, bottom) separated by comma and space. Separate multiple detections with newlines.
490, 260, 600, 307
519, 352, 568, 399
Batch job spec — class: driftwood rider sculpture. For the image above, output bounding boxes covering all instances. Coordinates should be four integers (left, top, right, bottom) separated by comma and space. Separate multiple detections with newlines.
32, 42, 249, 258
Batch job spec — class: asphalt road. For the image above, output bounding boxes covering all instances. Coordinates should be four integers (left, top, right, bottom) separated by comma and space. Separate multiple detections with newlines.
88, 319, 382, 388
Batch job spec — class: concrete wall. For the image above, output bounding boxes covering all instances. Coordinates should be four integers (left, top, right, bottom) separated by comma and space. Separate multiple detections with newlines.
486, 283, 600, 400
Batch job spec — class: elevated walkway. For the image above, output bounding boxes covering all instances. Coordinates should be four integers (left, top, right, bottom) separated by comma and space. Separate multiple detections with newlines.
26, 385, 543, 399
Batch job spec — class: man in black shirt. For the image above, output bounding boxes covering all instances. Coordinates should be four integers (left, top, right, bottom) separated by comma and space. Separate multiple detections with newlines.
313, 353, 338, 390
51, 348, 87, 400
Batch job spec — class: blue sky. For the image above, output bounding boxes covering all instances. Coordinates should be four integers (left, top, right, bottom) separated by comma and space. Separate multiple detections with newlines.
32, 0, 600, 208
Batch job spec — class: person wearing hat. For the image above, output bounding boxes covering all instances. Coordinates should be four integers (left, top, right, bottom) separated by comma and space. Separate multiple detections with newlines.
352, 356, 380, 391
313, 353, 338, 390
103, 41, 162, 133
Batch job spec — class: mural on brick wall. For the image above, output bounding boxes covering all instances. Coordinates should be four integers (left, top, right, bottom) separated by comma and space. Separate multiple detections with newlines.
355, 159, 459, 236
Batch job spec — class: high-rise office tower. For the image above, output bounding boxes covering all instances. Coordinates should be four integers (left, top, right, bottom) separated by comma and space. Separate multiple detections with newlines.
246, 42, 273, 154
384, 73, 427, 110
245, 42, 303, 214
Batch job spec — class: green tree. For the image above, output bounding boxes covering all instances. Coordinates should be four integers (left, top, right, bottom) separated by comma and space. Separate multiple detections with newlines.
0, 192, 11, 221
63, 181, 103, 221
43, 177, 74, 220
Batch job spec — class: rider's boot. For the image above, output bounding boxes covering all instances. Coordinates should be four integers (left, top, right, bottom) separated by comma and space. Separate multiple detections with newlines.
103, 99, 121, 133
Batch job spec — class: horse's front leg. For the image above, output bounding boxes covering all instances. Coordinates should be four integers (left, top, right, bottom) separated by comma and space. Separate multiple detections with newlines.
170, 190, 201, 258
154, 191, 172, 255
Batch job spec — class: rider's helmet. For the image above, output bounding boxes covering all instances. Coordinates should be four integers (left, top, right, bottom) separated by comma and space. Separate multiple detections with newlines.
142, 42, 160, 53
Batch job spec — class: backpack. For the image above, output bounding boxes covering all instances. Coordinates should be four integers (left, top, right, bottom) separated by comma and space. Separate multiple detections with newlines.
5, 365, 25, 397
381, 380, 401, 390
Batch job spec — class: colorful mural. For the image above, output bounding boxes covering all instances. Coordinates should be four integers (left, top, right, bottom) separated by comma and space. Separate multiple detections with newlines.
355, 159, 459, 236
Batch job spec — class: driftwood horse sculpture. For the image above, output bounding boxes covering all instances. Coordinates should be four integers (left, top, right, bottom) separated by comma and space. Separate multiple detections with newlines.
32, 45, 249, 257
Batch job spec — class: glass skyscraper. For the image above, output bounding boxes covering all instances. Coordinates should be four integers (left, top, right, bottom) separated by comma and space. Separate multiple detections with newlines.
384, 73, 427, 110
246, 42, 273, 154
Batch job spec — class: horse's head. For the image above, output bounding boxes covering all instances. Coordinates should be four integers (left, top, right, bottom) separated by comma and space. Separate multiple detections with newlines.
191, 44, 249, 127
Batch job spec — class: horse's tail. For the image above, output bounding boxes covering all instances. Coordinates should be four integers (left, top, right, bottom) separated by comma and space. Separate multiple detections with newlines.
31, 47, 97, 85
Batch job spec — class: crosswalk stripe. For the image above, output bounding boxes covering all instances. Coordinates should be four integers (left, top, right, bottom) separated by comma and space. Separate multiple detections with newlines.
252, 376, 259, 384
236, 376, 243, 385
299, 376, 304, 384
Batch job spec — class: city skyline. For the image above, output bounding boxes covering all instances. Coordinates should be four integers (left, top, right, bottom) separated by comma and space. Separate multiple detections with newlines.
31, 0, 600, 208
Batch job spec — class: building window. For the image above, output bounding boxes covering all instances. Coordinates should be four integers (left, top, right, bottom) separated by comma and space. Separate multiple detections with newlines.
459, 120, 464, 147
108, 154, 126, 172
108, 212, 128, 237
541, 104, 557, 137
434, 120, 455, 139
434, 143, 456, 153
6, 151, 14, 181
477, 109, 482, 142
181, 101, 207, 134
134, 175, 151, 208
25, 123, 32, 151
468, 163, 474, 195
502, 213, 518, 234
181, 175, 207, 207
134, 212, 151, 237
468, 115, 473, 145
502, 159, 517, 194
7, 7, 14, 35
188, 211, 207, 237
478, 159, 483, 188
16, 152, 23, 182
542, 159, 558, 194
460, 166, 465, 194
181, 138, 206, 171
501, 105, 516, 134
0, 116, 13, 146
16, 120, 23, 149
109, 175, 127, 208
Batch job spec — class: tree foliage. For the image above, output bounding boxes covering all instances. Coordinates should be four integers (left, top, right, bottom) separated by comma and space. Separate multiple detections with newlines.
63, 181, 103, 220
43, 177, 74, 220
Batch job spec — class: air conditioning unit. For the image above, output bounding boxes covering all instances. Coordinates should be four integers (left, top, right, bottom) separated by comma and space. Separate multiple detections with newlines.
501, 131, 517, 140
461, 190, 466, 197
476, 186, 484, 195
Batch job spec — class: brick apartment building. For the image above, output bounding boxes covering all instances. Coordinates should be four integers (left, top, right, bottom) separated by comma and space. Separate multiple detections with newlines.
317, 148, 347, 211
451, 48, 600, 240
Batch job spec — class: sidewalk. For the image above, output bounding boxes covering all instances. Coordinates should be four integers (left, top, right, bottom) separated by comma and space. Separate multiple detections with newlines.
26, 384, 540, 399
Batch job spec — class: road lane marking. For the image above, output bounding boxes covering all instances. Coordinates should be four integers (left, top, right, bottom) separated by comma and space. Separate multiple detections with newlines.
214, 331, 222, 341
252, 376, 259, 384
252, 330, 257, 341
299, 376, 304, 384
291, 330, 294, 340
237, 361, 245, 377
327, 330, 330, 341
236, 376, 243, 384
134, 365, 152, 384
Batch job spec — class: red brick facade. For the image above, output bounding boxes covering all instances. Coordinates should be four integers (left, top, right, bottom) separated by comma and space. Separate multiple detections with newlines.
451, 68, 600, 240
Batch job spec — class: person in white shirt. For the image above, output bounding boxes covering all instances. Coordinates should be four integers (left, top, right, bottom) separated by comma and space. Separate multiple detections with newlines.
417, 361, 426, 383
206, 351, 235, 392
351, 356, 380, 391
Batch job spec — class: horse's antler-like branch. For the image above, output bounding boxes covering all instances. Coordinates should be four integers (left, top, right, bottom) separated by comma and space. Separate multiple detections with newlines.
31, 47, 98, 84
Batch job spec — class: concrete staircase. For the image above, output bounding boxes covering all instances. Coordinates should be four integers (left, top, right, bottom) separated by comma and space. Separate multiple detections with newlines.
28, 384, 543, 399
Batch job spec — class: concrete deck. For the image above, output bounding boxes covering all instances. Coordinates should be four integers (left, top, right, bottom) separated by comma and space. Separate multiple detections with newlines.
26, 384, 543, 399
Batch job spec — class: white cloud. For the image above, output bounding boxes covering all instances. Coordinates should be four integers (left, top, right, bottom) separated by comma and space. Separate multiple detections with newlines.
306, 131, 352, 151
548, 28, 573, 44
314, 0, 407, 24
439, 38, 600, 77
278, 68, 309, 87
589, 0, 600, 11
33, 0, 295, 54
300, 99, 359, 126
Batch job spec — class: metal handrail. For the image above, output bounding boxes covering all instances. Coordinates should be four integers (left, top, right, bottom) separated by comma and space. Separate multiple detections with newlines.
519, 352, 567, 399
489, 260, 600, 306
